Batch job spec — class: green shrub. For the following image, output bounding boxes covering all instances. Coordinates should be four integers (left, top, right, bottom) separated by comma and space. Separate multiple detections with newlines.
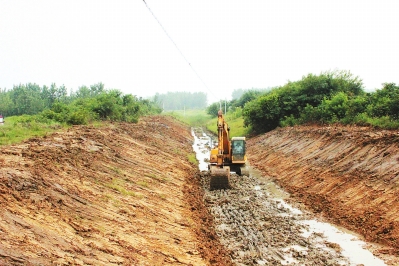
243, 92, 281, 133
206, 102, 220, 117
280, 115, 300, 127
67, 110, 89, 125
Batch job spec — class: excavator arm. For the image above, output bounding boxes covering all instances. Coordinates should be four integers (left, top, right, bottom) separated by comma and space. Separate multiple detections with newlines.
209, 110, 231, 189
216, 110, 231, 165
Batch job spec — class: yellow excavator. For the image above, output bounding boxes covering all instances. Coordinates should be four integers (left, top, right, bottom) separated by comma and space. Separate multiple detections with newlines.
208, 110, 249, 190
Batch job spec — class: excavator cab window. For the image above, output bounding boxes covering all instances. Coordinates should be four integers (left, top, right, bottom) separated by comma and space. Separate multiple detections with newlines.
232, 140, 245, 155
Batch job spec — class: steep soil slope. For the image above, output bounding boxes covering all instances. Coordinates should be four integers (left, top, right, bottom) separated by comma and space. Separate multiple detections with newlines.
0, 116, 230, 265
248, 125, 399, 255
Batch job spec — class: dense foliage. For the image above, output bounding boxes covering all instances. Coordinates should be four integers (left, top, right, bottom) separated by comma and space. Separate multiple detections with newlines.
153, 91, 207, 111
231, 88, 250, 100
206, 102, 220, 117
0, 82, 162, 125
206, 89, 266, 117
237, 70, 399, 133
231, 89, 266, 109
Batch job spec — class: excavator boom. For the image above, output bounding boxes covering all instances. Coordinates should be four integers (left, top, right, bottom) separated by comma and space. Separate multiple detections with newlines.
209, 110, 231, 189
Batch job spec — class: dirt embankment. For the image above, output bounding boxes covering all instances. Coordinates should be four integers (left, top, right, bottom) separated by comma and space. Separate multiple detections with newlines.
0, 116, 230, 265
248, 125, 399, 255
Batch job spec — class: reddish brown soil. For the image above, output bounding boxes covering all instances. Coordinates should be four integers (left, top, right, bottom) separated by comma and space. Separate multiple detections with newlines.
248, 125, 399, 257
0, 116, 231, 265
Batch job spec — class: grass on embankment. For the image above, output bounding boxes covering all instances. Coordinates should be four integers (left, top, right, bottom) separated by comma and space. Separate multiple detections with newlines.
1, 108, 250, 147
0, 115, 65, 146
206, 115, 249, 138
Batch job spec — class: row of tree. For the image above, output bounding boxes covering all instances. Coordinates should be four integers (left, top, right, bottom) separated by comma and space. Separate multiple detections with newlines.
206, 89, 268, 117
207, 70, 399, 133
0, 83, 162, 125
152, 91, 207, 111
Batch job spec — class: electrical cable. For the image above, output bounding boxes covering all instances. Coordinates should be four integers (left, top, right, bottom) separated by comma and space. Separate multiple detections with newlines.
142, 0, 219, 101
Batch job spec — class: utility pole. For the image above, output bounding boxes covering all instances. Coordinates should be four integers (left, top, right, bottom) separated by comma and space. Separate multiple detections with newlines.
224, 99, 227, 114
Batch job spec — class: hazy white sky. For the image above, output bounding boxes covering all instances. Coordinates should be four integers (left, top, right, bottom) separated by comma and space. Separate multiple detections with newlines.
1, 0, 398, 103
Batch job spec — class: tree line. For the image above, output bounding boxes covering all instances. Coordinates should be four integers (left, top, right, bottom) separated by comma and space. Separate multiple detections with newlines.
153, 91, 207, 111
0, 82, 161, 125
207, 70, 399, 133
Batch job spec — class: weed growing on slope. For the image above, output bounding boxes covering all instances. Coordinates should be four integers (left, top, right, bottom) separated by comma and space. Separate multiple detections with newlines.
187, 153, 198, 164
137, 181, 149, 188
105, 178, 136, 196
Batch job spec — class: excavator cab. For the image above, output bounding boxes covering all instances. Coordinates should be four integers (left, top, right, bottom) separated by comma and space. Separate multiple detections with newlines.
231, 137, 249, 176
232, 137, 245, 161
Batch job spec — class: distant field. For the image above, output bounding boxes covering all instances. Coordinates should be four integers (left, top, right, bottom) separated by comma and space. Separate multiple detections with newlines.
206, 114, 249, 138
165, 109, 250, 138
164, 109, 212, 127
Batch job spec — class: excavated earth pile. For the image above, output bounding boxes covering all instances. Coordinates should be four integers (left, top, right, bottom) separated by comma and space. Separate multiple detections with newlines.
248, 125, 399, 257
0, 116, 231, 265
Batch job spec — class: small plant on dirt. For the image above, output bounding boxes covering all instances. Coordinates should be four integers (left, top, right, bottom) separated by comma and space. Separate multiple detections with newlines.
124, 190, 136, 196
97, 225, 106, 233
173, 148, 181, 155
100, 194, 113, 202
187, 153, 197, 164
137, 181, 149, 188
144, 173, 157, 179
105, 178, 136, 196
112, 166, 122, 175
112, 199, 122, 207
144, 173, 166, 182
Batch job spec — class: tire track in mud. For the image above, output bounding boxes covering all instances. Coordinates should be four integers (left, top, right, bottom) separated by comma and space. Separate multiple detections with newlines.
199, 173, 350, 265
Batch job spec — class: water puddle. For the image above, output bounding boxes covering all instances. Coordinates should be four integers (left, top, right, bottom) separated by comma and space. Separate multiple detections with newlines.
276, 199, 303, 215
301, 220, 386, 266
250, 168, 289, 199
191, 128, 211, 171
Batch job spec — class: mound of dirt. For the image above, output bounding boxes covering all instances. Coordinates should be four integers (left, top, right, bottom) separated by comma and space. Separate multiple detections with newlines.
248, 125, 399, 256
0, 116, 230, 265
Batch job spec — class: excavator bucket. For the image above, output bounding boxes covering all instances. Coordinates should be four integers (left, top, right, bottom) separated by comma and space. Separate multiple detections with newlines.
210, 166, 230, 190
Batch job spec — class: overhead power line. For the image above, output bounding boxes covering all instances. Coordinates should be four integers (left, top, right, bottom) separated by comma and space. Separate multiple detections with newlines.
142, 0, 219, 101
